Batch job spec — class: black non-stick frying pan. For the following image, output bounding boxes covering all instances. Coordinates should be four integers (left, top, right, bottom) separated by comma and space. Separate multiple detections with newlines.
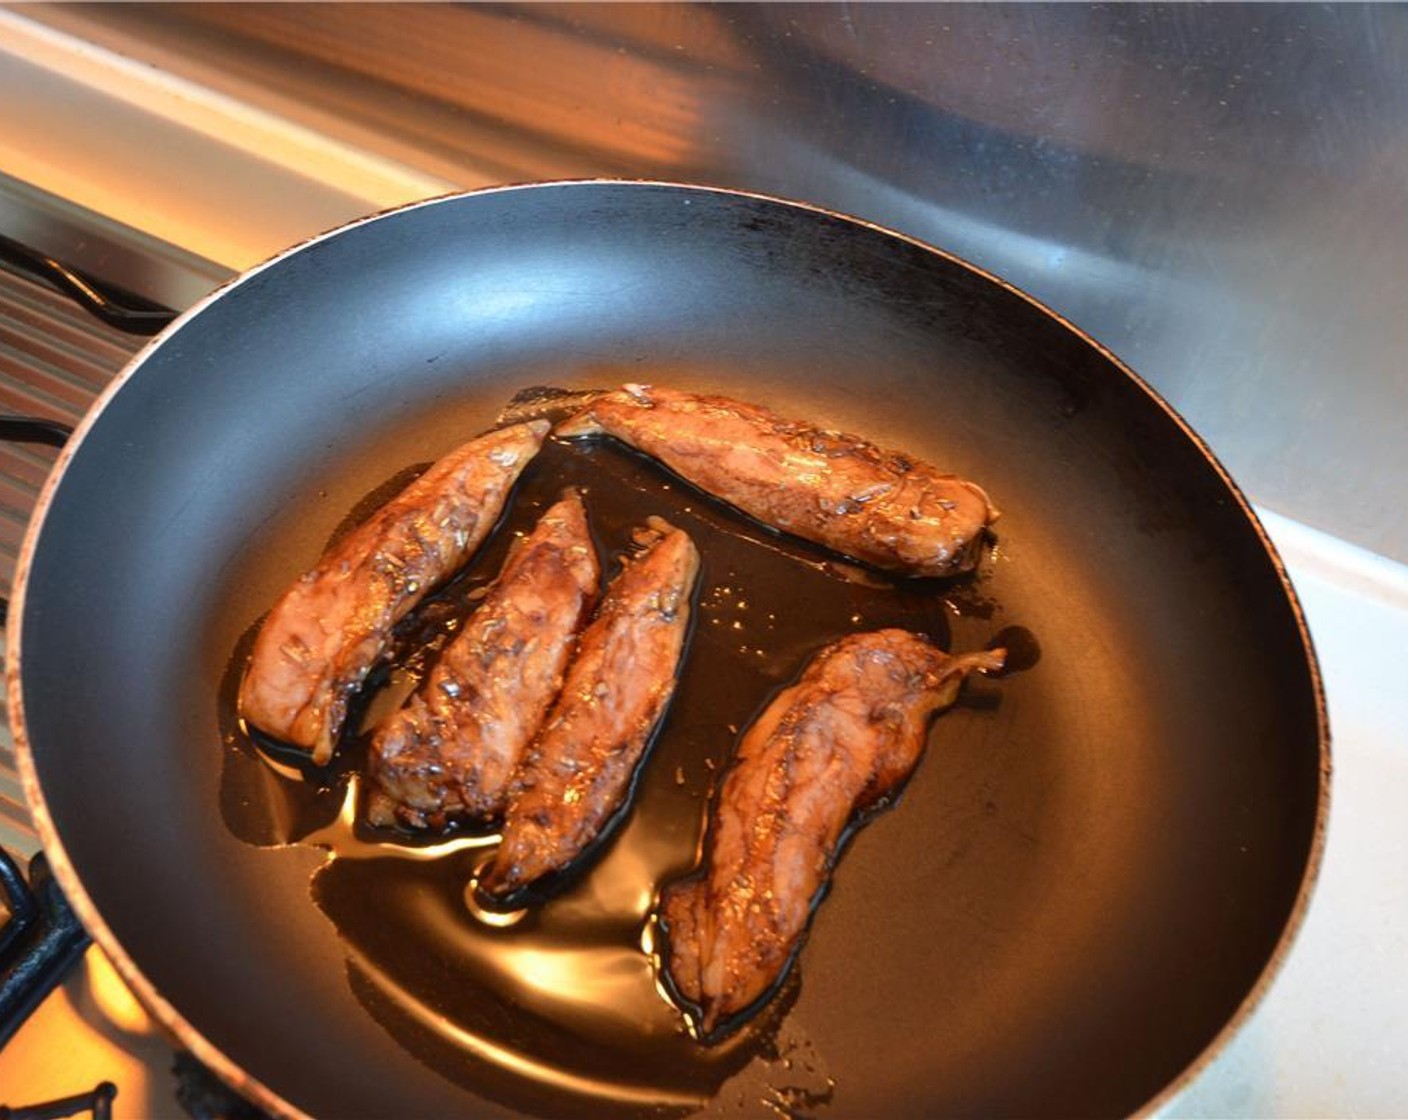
8, 182, 1327, 1118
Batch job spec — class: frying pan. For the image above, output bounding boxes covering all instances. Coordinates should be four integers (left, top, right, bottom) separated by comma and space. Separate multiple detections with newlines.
8, 182, 1327, 1118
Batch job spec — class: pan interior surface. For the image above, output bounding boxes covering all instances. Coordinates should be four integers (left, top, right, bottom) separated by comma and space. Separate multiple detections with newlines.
14, 183, 1323, 1118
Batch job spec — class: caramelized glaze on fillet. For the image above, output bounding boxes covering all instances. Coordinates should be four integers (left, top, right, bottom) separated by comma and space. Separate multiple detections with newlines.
660, 630, 1005, 1036
238, 421, 549, 763
479, 517, 701, 902
557, 384, 997, 577
365, 491, 600, 829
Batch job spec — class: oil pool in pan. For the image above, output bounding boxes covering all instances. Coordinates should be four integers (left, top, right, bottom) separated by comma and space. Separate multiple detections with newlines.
218, 424, 1031, 1117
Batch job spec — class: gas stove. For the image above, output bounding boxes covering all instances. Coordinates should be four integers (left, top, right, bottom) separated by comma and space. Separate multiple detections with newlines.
2, 195, 1407, 1120
2, 7, 1406, 1117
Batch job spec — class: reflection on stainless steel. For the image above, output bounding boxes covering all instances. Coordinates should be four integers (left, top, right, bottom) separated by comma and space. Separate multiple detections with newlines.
0, 175, 229, 314
8, 2, 1404, 563
0, 8, 449, 273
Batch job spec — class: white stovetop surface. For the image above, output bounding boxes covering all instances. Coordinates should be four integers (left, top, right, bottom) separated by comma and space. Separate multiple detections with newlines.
2, 505, 1404, 1117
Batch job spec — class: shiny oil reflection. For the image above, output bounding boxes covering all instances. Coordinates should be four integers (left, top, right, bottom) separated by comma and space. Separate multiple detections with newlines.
218, 432, 1001, 1114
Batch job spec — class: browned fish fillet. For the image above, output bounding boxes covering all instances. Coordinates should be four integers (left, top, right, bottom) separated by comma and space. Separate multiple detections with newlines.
556, 384, 997, 577
364, 491, 600, 830
659, 630, 1004, 1037
238, 421, 549, 764
478, 517, 701, 902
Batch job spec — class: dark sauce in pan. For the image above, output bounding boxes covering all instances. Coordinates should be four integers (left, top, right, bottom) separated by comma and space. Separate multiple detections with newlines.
219, 434, 1020, 1118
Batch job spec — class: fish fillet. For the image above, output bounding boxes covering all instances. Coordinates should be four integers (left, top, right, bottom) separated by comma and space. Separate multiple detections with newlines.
557, 384, 996, 577
365, 491, 599, 829
479, 517, 701, 903
239, 421, 548, 763
660, 629, 1004, 1036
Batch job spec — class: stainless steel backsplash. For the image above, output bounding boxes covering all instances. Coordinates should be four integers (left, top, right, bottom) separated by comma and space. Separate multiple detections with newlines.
10, 2, 1408, 562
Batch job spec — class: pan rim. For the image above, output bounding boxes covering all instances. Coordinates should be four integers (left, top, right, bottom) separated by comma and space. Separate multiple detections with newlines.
5, 177, 1331, 1120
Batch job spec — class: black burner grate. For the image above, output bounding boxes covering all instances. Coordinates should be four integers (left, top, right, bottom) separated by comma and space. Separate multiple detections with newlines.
0, 1081, 117, 1120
